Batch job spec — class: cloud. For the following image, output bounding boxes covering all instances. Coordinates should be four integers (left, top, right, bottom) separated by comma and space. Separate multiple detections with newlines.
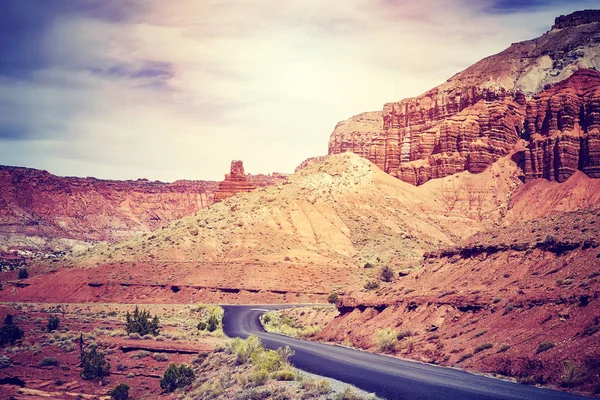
0, 0, 598, 181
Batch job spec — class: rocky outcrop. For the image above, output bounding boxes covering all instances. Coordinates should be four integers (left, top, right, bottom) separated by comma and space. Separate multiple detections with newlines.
523, 69, 600, 182
213, 161, 257, 202
329, 11, 600, 185
552, 9, 600, 30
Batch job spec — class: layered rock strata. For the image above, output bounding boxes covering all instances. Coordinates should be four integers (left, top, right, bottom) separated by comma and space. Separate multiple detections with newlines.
328, 10, 600, 185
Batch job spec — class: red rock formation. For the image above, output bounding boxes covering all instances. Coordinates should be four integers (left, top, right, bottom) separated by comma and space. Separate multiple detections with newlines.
0, 166, 219, 245
328, 11, 600, 185
213, 161, 257, 202
523, 69, 600, 182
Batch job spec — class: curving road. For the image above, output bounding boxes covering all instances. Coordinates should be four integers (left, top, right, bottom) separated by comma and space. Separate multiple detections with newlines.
222, 305, 592, 400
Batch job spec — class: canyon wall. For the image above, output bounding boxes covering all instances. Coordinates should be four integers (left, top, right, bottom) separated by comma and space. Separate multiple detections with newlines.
329, 11, 600, 185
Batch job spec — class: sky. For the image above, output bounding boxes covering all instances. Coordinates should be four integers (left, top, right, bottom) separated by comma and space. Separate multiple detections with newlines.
0, 0, 598, 181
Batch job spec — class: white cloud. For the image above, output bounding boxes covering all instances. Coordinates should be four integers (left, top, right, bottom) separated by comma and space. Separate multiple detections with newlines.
0, 0, 597, 181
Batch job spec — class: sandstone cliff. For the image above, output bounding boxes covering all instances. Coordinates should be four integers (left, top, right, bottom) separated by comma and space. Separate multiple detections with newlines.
329, 10, 600, 185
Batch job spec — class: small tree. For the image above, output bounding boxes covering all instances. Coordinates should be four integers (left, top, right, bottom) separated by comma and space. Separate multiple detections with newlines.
47, 315, 60, 332
81, 345, 110, 380
379, 266, 395, 282
18, 269, 28, 280
110, 383, 130, 400
160, 363, 195, 393
125, 306, 160, 336
0, 314, 23, 346
327, 292, 339, 304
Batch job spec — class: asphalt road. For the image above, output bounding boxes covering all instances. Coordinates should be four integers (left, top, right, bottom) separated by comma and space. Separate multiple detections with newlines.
222, 305, 592, 400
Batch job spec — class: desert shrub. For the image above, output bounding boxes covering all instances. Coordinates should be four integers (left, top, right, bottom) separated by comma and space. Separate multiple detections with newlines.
229, 336, 263, 364
502, 303, 514, 315
396, 330, 413, 340
81, 346, 110, 380
152, 352, 168, 362
272, 368, 295, 381
379, 266, 395, 282
47, 315, 60, 332
497, 344, 510, 353
0, 315, 24, 346
39, 357, 59, 367
364, 280, 379, 290
207, 313, 220, 332
160, 363, 195, 392
249, 368, 269, 386
110, 383, 130, 400
0, 355, 12, 369
336, 387, 363, 400
302, 378, 332, 395
375, 328, 397, 352
125, 306, 159, 336
130, 350, 150, 359
474, 343, 493, 353
197, 321, 207, 331
473, 330, 488, 338
560, 360, 586, 387
363, 262, 374, 269
535, 342, 554, 354
18, 269, 28, 280
328, 292, 340, 304
457, 353, 473, 363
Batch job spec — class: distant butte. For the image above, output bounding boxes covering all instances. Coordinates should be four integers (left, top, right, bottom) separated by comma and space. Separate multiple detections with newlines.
213, 160, 257, 202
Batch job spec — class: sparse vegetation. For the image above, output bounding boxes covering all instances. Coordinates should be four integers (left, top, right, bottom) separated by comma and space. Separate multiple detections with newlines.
125, 306, 160, 336
497, 344, 510, 353
535, 341, 554, 354
260, 310, 320, 338
195, 305, 223, 335
0, 314, 24, 346
160, 363, 195, 392
379, 266, 395, 282
474, 343, 493, 353
560, 360, 586, 387
110, 383, 130, 400
39, 357, 59, 367
47, 315, 60, 332
457, 353, 473, 363
81, 345, 110, 380
328, 292, 340, 304
375, 328, 397, 352
363, 280, 379, 290
18, 268, 28, 280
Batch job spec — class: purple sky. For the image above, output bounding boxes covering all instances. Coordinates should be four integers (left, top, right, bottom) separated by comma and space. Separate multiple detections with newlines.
0, 0, 598, 181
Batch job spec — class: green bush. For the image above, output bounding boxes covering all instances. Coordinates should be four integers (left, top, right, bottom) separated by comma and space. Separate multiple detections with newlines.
110, 383, 130, 400
47, 315, 60, 332
81, 346, 110, 380
327, 292, 340, 304
375, 328, 397, 352
125, 306, 159, 336
379, 266, 395, 282
535, 341, 554, 354
160, 363, 195, 392
18, 269, 28, 280
0, 315, 24, 346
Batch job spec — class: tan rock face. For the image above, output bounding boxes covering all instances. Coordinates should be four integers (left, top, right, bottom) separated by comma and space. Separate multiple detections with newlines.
522, 69, 600, 182
213, 160, 257, 202
328, 12, 600, 185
